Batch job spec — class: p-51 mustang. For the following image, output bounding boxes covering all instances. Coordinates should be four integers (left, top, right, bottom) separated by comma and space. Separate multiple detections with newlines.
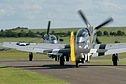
1, 10, 126, 67
42, 21, 63, 44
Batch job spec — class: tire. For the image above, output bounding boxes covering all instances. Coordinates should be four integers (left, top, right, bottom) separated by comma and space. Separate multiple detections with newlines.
76, 60, 79, 68
60, 56, 64, 66
55, 56, 57, 61
66, 56, 69, 62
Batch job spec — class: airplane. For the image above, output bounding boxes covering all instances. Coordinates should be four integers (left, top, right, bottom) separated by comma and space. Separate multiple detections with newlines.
15, 21, 64, 61
1, 10, 126, 68
42, 21, 63, 44
17, 21, 63, 46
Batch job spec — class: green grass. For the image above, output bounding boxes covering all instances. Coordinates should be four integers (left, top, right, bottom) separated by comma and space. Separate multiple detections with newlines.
0, 49, 48, 59
1, 36, 126, 44
91, 53, 126, 64
97, 36, 126, 43
0, 66, 69, 84
0, 37, 42, 43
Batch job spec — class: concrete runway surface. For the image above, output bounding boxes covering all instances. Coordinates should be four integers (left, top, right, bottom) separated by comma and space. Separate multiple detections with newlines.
0, 59, 126, 84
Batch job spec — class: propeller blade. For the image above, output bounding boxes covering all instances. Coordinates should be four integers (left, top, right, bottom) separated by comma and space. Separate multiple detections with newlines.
96, 37, 101, 44
95, 17, 113, 30
78, 10, 91, 28
47, 21, 51, 35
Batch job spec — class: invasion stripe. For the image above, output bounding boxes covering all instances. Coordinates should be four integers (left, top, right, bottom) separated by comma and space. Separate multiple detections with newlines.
98, 44, 106, 56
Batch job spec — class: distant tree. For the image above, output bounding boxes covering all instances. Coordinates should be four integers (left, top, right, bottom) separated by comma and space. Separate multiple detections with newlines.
0, 30, 6, 37
103, 31, 109, 36
110, 32, 117, 36
117, 30, 125, 36
117, 30, 122, 36
36, 31, 40, 34
26, 30, 35, 37
18, 30, 27, 37
51, 31, 55, 34
97, 31, 102, 36
67, 31, 71, 36
6, 30, 13, 37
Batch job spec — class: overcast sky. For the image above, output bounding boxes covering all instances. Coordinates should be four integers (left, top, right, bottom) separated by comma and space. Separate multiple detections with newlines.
0, 0, 126, 29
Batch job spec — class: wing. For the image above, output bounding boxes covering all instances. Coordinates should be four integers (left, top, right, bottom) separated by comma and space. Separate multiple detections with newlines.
92, 43, 126, 57
2, 42, 66, 54
0, 43, 10, 51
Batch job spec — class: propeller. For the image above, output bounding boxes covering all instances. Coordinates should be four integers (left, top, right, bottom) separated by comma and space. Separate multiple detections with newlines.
78, 10, 113, 44
78, 10, 91, 28
95, 17, 113, 30
47, 21, 51, 35
95, 17, 113, 44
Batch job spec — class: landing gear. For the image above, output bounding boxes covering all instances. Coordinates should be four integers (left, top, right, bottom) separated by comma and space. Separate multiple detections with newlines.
60, 56, 64, 66
29, 52, 33, 61
75, 59, 85, 68
66, 56, 69, 62
75, 60, 79, 68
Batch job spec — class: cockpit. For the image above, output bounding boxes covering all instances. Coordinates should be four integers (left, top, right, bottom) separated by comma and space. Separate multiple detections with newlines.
76, 28, 89, 38
43, 34, 58, 44
50, 35, 57, 40
76, 28, 90, 44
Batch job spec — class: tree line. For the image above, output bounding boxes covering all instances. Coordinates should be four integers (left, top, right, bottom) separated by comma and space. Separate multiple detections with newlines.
0, 27, 125, 37
97, 30, 125, 36
0, 28, 75, 37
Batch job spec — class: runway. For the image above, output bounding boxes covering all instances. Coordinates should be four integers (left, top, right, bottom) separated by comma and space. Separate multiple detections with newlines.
0, 59, 126, 84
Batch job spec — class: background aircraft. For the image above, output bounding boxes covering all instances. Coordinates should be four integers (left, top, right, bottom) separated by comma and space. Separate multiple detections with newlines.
42, 21, 63, 44
17, 21, 63, 46
1, 10, 126, 68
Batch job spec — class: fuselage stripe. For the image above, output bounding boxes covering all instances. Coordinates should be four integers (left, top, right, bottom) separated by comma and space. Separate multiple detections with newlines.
98, 44, 106, 56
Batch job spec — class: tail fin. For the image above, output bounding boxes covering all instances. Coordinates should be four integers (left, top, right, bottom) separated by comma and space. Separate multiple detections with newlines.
70, 31, 75, 62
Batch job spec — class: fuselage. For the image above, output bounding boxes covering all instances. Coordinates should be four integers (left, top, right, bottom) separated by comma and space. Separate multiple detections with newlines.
75, 28, 96, 61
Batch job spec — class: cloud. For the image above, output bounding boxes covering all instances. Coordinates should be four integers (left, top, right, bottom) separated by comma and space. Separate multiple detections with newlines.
0, 0, 126, 29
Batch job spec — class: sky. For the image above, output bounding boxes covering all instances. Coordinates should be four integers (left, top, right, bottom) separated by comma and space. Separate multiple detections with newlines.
0, 0, 126, 29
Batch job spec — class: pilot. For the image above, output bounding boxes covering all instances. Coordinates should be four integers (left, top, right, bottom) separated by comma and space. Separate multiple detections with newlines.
112, 53, 119, 66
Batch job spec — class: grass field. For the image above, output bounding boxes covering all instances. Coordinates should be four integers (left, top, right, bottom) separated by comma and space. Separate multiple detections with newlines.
91, 53, 126, 64
0, 66, 69, 84
0, 35, 126, 44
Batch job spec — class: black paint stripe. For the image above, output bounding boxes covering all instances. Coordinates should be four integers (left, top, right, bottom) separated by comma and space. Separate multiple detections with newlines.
98, 44, 106, 56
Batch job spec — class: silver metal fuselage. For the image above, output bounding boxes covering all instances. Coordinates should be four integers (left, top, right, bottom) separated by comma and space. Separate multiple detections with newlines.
75, 28, 95, 61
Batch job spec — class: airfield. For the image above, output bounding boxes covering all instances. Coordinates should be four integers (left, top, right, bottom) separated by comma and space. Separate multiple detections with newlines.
0, 58, 126, 84
1, 26, 126, 84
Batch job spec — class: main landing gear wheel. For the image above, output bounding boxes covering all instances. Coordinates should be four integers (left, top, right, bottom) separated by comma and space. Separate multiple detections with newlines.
76, 60, 79, 68
60, 56, 64, 66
